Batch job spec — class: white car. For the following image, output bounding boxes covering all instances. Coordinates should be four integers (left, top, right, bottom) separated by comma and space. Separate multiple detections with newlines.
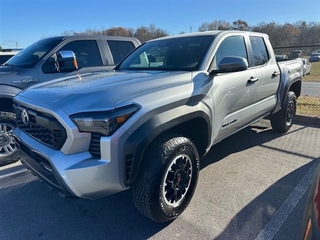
311, 49, 320, 55
302, 58, 311, 75
0, 51, 19, 64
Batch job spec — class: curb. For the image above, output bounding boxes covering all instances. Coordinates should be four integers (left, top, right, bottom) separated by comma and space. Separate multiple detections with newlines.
295, 115, 320, 126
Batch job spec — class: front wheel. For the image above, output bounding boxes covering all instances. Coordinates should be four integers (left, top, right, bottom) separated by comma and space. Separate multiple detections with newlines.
270, 91, 297, 133
0, 111, 19, 167
132, 135, 200, 223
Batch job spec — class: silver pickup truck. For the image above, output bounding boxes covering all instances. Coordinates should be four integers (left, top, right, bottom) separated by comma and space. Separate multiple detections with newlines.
13, 31, 303, 223
0, 35, 140, 166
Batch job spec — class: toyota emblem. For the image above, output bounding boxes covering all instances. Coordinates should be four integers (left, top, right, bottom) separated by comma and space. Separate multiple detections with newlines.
21, 109, 29, 125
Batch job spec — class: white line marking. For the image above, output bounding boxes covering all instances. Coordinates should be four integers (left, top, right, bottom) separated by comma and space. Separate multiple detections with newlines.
0, 168, 28, 179
255, 160, 319, 240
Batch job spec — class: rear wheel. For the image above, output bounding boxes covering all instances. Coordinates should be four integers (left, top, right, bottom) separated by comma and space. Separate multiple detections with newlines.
270, 91, 297, 133
0, 111, 19, 167
132, 134, 200, 223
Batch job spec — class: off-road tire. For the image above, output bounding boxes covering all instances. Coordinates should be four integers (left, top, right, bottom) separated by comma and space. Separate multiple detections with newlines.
270, 91, 297, 133
0, 111, 19, 167
132, 134, 200, 223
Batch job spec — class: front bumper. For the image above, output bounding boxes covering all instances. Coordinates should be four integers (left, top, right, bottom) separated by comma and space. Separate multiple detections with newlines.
13, 127, 128, 200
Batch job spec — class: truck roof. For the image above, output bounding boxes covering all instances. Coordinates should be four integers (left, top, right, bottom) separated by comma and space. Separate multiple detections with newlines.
147, 30, 268, 42
41, 35, 141, 43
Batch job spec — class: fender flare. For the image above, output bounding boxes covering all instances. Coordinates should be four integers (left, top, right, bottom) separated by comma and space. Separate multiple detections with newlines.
121, 108, 211, 186
0, 85, 22, 111
272, 67, 302, 114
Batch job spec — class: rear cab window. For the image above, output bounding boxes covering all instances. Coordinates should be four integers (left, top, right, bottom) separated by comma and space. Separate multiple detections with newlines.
107, 40, 136, 64
249, 36, 270, 66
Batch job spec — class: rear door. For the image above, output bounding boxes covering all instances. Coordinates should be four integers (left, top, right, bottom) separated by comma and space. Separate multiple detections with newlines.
249, 35, 280, 117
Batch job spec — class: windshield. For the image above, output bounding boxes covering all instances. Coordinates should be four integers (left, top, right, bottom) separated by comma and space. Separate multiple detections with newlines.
117, 35, 215, 71
6, 38, 62, 68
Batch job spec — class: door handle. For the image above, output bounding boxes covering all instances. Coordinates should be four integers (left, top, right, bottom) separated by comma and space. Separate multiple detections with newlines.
272, 71, 280, 76
247, 76, 259, 84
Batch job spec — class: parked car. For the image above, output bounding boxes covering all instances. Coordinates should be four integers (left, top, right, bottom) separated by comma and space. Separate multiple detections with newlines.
311, 49, 320, 55
302, 58, 311, 76
275, 55, 288, 61
309, 53, 320, 62
0, 51, 20, 65
300, 162, 320, 239
288, 50, 302, 59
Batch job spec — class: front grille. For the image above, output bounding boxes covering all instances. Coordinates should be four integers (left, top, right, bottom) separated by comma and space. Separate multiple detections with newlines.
15, 105, 67, 150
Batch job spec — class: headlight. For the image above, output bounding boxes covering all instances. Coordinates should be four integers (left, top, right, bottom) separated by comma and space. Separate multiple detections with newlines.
70, 105, 140, 136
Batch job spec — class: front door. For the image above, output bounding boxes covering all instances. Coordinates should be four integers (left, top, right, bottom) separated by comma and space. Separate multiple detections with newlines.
210, 35, 259, 142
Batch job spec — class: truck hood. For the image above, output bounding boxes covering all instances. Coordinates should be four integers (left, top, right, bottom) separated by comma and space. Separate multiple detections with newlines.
16, 71, 193, 115
0, 65, 38, 88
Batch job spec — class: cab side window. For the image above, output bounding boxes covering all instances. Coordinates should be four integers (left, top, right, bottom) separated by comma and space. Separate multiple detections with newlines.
215, 36, 247, 68
250, 36, 269, 66
107, 40, 135, 65
42, 40, 102, 73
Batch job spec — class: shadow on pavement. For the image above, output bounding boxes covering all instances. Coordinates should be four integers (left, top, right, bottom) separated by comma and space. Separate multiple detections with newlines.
201, 119, 295, 170
214, 158, 319, 240
0, 171, 169, 240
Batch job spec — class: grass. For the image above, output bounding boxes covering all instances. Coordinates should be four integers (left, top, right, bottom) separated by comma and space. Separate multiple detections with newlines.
298, 59, 320, 117
297, 95, 320, 117
303, 60, 320, 82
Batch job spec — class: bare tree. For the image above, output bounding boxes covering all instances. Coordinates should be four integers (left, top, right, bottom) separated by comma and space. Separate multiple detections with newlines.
61, 30, 77, 36
134, 24, 168, 43
102, 27, 130, 36
252, 22, 282, 47
232, 19, 249, 31
307, 22, 320, 45
198, 20, 231, 31
59, 20, 320, 47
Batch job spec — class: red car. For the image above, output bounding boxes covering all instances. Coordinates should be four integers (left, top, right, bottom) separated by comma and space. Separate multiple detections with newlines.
301, 163, 320, 239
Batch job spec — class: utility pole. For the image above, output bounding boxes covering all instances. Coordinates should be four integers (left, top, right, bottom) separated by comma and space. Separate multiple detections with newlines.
190, 26, 192, 33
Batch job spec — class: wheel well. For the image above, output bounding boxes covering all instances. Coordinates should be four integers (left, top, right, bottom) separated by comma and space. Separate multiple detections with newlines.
289, 81, 301, 98
124, 115, 210, 186
168, 117, 209, 157
0, 98, 14, 112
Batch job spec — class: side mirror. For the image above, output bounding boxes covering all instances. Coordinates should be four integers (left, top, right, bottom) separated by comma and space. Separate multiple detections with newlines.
210, 56, 248, 74
52, 50, 78, 72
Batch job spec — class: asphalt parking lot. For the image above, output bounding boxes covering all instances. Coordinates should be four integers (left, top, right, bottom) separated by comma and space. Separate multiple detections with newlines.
1, 118, 320, 240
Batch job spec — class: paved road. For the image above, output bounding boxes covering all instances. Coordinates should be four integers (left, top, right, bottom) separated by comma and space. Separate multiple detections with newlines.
1, 119, 320, 240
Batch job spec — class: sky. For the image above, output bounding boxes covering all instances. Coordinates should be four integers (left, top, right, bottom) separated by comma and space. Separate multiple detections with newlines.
1, 0, 320, 49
